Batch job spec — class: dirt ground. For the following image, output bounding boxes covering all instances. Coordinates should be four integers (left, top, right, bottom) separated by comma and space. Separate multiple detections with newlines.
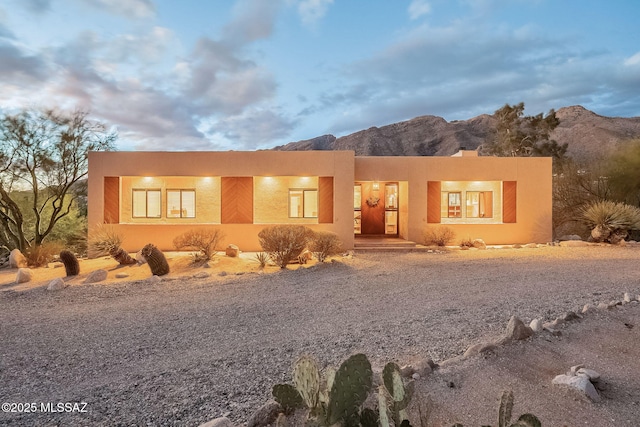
2, 246, 640, 426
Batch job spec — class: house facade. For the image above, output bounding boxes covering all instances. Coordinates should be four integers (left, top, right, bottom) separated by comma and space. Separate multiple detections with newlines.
87, 150, 552, 251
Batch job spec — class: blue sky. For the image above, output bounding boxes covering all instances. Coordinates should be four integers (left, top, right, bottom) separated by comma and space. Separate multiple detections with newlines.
1, 0, 639, 151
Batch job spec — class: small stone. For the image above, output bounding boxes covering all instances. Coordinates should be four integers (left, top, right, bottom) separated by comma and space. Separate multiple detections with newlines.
115, 273, 129, 279
552, 374, 601, 402
464, 342, 497, 357
135, 250, 147, 265
529, 318, 543, 333
624, 292, 633, 303
84, 269, 108, 284
608, 300, 621, 309
193, 271, 211, 279
247, 400, 282, 427
569, 364, 584, 375
225, 244, 240, 257
559, 240, 590, 247
218, 271, 228, 277
524, 243, 537, 248
400, 365, 415, 378
412, 373, 421, 380
577, 368, 601, 382
563, 311, 580, 321
16, 268, 33, 284
9, 249, 28, 268
597, 302, 609, 310
147, 275, 162, 284
49, 262, 64, 269
47, 278, 67, 291
582, 304, 594, 314
199, 417, 235, 427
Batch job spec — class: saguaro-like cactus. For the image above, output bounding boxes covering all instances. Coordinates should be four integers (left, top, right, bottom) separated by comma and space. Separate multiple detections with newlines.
141, 243, 170, 276
59, 250, 80, 277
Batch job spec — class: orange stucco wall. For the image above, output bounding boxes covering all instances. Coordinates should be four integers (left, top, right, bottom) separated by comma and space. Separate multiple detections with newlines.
88, 151, 355, 252
88, 150, 552, 253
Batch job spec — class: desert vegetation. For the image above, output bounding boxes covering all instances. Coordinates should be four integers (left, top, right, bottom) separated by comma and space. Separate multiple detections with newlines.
423, 226, 455, 247
173, 227, 224, 263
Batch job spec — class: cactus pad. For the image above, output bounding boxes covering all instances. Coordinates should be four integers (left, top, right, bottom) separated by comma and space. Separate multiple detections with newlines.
293, 355, 321, 409
327, 353, 373, 425
272, 383, 305, 413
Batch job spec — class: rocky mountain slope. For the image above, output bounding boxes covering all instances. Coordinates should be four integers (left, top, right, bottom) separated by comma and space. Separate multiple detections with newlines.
274, 106, 640, 161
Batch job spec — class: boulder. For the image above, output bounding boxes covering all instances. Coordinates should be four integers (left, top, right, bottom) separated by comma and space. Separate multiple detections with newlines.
472, 239, 486, 249
47, 278, 67, 291
225, 244, 240, 257
246, 400, 282, 427
499, 316, 533, 344
84, 269, 108, 284
16, 268, 33, 284
552, 374, 601, 402
199, 417, 235, 427
9, 249, 28, 268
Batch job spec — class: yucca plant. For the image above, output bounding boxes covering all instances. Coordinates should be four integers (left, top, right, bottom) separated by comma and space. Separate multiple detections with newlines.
254, 252, 270, 269
88, 224, 137, 264
581, 200, 640, 243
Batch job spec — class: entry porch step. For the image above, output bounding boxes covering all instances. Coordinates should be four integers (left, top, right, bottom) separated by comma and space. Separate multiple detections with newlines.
354, 236, 429, 251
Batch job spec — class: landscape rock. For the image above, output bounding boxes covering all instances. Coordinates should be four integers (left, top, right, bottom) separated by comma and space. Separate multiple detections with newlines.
115, 273, 130, 279
147, 275, 162, 285
135, 250, 147, 265
463, 342, 497, 357
47, 278, 67, 291
472, 238, 486, 249
199, 417, 235, 427
524, 243, 538, 248
623, 292, 633, 303
49, 262, 64, 269
581, 304, 595, 314
9, 249, 28, 268
193, 271, 211, 279
577, 368, 601, 382
597, 302, 609, 310
299, 249, 313, 263
558, 234, 582, 241
552, 374, 601, 402
246, 400, 282, 427
16, 268, 33, 284
563, 311, 581, 321
84, 269, 108, 284
225, 244, 240, 257
499, 316, 533, 343
529, 318, 543, 333
218, 271, 228, 277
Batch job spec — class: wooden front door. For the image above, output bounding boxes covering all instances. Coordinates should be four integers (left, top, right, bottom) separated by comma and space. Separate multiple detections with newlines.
360, 182, 385, 234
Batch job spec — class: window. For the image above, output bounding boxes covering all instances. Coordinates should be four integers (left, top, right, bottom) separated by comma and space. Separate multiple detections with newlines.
447, 192, 462, 218
289, 189, 318, 218
132, 189, 161, 218
167, 189, 196, 218
466, 191, 493, 218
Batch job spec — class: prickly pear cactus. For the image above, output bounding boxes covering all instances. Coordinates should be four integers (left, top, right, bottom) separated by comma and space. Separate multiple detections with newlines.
359, 407, 379, 427
59, 250, 80, 276
382, 362, 414, 425
141, 243, 170, 276
326, 353, 373, 425
272, 383, 305, 413
293, 355, 321, 409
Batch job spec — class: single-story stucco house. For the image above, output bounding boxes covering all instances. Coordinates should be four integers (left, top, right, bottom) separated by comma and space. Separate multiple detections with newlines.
87, 150, 552, 251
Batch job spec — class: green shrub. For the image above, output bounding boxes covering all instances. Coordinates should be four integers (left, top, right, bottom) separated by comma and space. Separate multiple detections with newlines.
309, 231, 343, 262
423, 226, 455, 246
581, 200, 640, 243
258, 225, 313, 268
173, 227, 224, 262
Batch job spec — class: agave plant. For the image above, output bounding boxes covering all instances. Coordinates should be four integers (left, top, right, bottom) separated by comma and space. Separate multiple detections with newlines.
88, 224, 137, 265
581, 200, 640, 243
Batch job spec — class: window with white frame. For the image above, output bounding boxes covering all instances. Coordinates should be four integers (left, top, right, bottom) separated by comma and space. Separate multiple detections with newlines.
132, 189, 161, 218
289, 189, 318, 218
167, 189, 196, 218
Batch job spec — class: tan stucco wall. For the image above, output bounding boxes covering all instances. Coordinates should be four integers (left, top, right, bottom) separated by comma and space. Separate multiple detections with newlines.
354, 156, 552, 244
88, 151, 355, 252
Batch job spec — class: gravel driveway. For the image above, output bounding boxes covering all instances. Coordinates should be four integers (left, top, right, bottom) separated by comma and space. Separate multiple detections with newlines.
1, 246, 639, 426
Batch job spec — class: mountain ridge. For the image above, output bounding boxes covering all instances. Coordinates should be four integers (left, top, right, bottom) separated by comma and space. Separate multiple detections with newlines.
274, 106, 640, 161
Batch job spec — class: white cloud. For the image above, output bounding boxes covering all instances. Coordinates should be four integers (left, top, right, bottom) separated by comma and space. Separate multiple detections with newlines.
207, 108, 296, 149
84, 0, 155, 19
298, 0, 333, 27
408, 0, 431, 20
624, 51, 640, 66
222, 0, 282, 46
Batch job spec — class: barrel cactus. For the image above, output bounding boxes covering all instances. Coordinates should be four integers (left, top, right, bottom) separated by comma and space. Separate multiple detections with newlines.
59, 250, 80, 277
141, 243, 170, 276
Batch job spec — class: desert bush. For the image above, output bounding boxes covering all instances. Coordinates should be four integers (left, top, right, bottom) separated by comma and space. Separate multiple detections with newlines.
88, 224, 136, 264
258, 225, 313, 268
254, 252, 270, 269
423, 226, 455, 246
459, 236, 474, 249
309, 231, 343, 262
25, 241, 64, 267
173, 228, 224, 262
581, 200, 640, 243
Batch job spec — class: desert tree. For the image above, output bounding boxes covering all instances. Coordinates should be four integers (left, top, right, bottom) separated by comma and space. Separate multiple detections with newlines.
604, 138, 640, 207
0, 108, 115, 252
481, 102, 568, 169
